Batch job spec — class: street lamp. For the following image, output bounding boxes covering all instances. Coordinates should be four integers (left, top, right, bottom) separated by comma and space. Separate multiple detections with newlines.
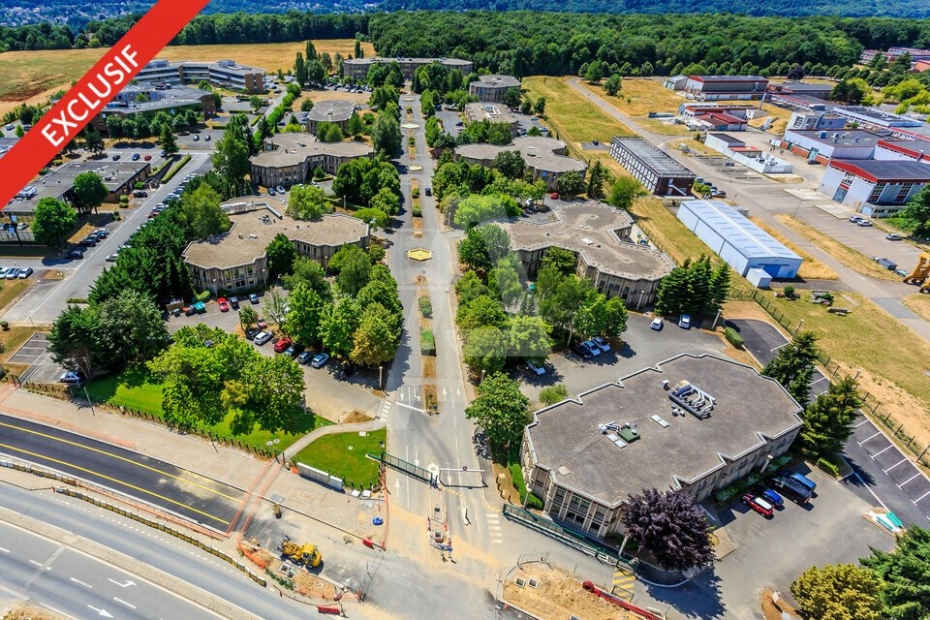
793, 199, 804, 218
378, 365, 383, 390
266, 438, 281, 463
212, 278, 217, 297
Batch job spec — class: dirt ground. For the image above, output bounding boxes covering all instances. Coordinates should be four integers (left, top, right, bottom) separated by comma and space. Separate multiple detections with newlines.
760, 587, 802, 620
1, 604, 67, 620
503, 563, 637, 620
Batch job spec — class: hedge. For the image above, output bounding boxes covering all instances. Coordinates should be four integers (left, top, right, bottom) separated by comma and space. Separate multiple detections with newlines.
418, 295, 432, 317
817, 457, 840, 478
412, 204, 422, 217
724, 327, 744, 349
509, 463, 543, 510
420, 328, 435, 355
161, 155, 192, 183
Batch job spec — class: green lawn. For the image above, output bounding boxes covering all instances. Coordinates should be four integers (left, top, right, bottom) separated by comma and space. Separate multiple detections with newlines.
293, 428, 386, 487
85, 368, 330, 451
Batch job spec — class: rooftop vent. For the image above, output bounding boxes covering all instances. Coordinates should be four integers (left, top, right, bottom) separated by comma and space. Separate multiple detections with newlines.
668, 381, 715, 419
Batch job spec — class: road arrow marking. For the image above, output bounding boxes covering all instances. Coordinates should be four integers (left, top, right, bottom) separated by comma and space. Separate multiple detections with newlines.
87, 605, 113, 618
108, 579, 136, 588
113, 597, 137, 609
70, 577, 93, 589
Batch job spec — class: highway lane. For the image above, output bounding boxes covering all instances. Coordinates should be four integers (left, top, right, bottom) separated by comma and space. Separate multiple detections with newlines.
0, 413, 244, 531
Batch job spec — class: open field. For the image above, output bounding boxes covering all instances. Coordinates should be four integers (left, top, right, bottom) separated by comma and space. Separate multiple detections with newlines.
293, 428, 385, 487
0, 280, 32, 314
775, 214, 900, 281
749, 217, 838, 280
903, 293, 930, 323
522, 76, 634, 152
627, 196, 708, 265
0, 39, 375, 115
579, 77, 685, 117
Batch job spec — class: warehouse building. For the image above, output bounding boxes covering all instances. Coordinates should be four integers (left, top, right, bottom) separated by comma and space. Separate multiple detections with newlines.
778, 129, 881, 163
677, 200, 802, 282
818, 160, 930, 218
682, 75, 769, 101
874, 139, 930, 164
786, 111, 846, 132
609, 137, 695, 196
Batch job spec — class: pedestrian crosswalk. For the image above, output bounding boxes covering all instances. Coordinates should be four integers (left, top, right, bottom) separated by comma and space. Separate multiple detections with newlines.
487, 511, 503, 544
611, 567, 636, 601
379, 399, 392, 421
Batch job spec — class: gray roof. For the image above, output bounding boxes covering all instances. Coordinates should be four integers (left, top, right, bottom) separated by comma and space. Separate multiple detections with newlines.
472, 74, 521, 89
502, 201, 674, 282
680, 200, 801, 261
465, 102, 517, 125
307, 100, 356, 123
772, 81, 833, 93
251, 134, 374, 168
689, 75, 767, 83
829, 159, 930, 182
526, 354, 803, 507
8, 160, 149, 212
785, 129, 880, 148
611, 137, 695, 178
456, 136, 585, 174
103, 85, 209, 115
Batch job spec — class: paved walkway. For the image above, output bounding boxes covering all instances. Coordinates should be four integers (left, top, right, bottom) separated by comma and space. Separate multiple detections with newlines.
282, 418, 386, 460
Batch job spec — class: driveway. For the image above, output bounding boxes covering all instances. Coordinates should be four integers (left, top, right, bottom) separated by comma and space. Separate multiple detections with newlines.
730, 318, 930, 527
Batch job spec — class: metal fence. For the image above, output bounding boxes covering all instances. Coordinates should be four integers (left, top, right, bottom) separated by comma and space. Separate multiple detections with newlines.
368, 451, 434, 485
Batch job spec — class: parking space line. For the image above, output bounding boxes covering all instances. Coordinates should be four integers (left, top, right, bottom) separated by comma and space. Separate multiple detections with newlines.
842, 455, 888, 510
898, 472, 922, 488
858, 431, 882, 445
913, 490, 930, 505
855, 419, 871, 428
883, 458, 907, 474
871, 445, 894, 458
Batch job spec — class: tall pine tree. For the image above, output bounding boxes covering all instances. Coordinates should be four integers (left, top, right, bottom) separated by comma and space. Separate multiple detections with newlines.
800, 376, 862, 457
762, 331, 819, 407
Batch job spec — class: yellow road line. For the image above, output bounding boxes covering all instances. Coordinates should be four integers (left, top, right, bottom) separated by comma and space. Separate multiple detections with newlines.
0, 442, 230, 526
0, 420, 241, 502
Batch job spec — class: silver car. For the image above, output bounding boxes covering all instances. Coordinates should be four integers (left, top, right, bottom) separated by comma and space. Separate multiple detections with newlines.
253, 331, 273, 345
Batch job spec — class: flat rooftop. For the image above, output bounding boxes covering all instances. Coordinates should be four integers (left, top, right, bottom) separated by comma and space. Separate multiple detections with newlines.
465, 102, 517, 124
503, 201, 674, 282
771, 81, 833, 93
785, 129, 880, 148
472, 74, 521, 88
834, 105, 924, 127
682, 200, 801, 261
689, 75, 767, 83
105, 86, 208, 114
527, 354, 803, 507
183, 203, 368, 269
611, 137, 695, 178
9, 160, 149, 211
251, 134, 374, 168
307, 100, 356, 123
829, 159, 930, 182
343, 57, 471, 67
456, 136, 586, 174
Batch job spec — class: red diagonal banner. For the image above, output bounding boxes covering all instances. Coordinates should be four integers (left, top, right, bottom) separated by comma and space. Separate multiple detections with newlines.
0, 0, 209, 208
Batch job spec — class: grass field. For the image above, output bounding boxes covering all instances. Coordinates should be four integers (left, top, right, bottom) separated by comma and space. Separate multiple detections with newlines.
627, 197, 709, 266
749, 217, 838, 280
0, 39, 375, 115
903, 293, 930, 323
86, 368, 330, 451
293, 428, 386, 487
0, 280, 31, 314
775, 214, 900, 281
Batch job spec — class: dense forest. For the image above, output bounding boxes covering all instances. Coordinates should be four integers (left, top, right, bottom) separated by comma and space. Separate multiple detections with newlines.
2, 10, 930, 80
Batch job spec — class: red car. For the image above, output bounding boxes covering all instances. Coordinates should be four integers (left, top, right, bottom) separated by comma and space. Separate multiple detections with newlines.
742, 493, 774, 518
551, 192, 559, 200
274, 337, 292, 353
144, 155, 152, 161
217, 297, 229, 312
257, 317, 268, 329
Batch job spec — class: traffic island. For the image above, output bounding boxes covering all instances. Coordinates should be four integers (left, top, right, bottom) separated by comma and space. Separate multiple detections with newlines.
407, 248, 432, 261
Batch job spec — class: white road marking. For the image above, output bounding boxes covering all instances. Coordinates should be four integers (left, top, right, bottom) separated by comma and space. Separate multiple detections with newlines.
855, 419, 871, 427
29, 559, 42, 567
395, 401, 426, 413
898, 472, 922, 488
883, 458, 908, 474
841, 455, 887, 510
858, 431, 881, 444
0, 546, 8, 553
70, 577, 93, 588
913, 490, 930, 505
113, 597, 136, 610
871, 445, 894, 458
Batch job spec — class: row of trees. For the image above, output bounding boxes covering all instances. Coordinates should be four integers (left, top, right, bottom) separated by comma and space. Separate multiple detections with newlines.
653, 255, 731, 319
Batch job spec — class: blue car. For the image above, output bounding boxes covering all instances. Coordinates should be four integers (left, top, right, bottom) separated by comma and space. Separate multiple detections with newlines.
778, 469, 816, 491
751, 485, 784, 509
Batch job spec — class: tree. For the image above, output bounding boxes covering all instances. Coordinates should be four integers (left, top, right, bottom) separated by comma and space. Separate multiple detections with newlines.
316, 121, 344, 143
507, 315, 551, 362
282, 257, 330, 298
458, 295, 508, 330
620, 488, 715, 571
542, 247, 577, 276
370, 186, 400, 215
586, 160, 607, 199
236, 354, 305, 433
285, 282, 328, 345
301, 99, 314, 113
15, 125, 25, 138
585, 60, 604, 84
294, 52, 308, 86
463, 326, 509, 375
465, 372, 530, 449
605, 74, 623, 96
212, 115, 252, 186
861, 526, 930, 620
502, 87, 521, 109
791, 564, 882, 620
83, 129, 104, 155
106, 115, 123, 140
488, 254, 523, 307
556, 170, 586, 197
239, 305, 257, 331
453, 194, 519, 229
354, 39, 363, 59
830, 78, 875, 105
320, 297, 360, 359
371, 112, 401, 156
181, 185, 230, 239
455, 270, 488, 307
32, 197, 76, 246
534, 97, 546, 116
800, 376, 861, 458
97, 290, 169, 368
286, 184, 326, 220
899, 186, 930, 238
72, 172, 108, 214
265, 233, 297, 280
159, 124, 179, 157
762, 331, 819, 407
492, 150, 526, 180
47, 305, 104, 379
350, 302, 400, 366
331, 245, 371, 295
148, 343, 226, 429
608, 176, 647, 210
347, 111, 363, 137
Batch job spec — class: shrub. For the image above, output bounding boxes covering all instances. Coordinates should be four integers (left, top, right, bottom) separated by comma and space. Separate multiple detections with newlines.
817, 457, 840, 477
313, 166, 326, 180
66, 298, 89, 304
420, 328, 436, 355
0, 321, 8, 331
539, 384, 569, 406
406, 106, 413, 114
193, 289, 212, 303
418, 295, 432, 317
412, 204, 422, 217
119, 194, 129, 202
412, 187, 420, 198
724, 327, 744, 349
509, 462, 544, 509
784, 285, 796, 299
133, 182, 146, 190
408, 135, 415, 146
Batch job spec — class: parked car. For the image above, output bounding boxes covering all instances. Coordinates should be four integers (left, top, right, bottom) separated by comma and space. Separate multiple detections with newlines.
581, 340, 601, 357
849, 215, 863, 223
886, 233, 903, 241
144, 155, 152, 161
591, 336, 611, 353
4, 124, 14, 131
650, 317, 664, 331
269, 188, 276, 196
551, 192, 559, 200
217, 297, 229, 312
60, 370, 86, 384
571, 342, 592, 360
5, 268, 18, 280
276, 186, 286, 194
297, 350, 314, 365
335, 363, 355, 380
94, 228, 109, 238
192, 134, 200, 141
229, 296, 240, 310
274, 337, 293, 353
245, 328, 259, 341
285, 342, 304, 357
112, 154, 121, 161
424, 187, 432, 196
741, 493, 774, 517
526, 361, 546, 376
16, 267, 33, 279
311, 352, 330, 368
857, 219, 873, 227
770, 476, 812, 504
131, 153, 140, 161
751, 485, 784, 509
79, 237, 97, 247
253, 331, 273, 345
106, 254, 119, 262
249, 293, 260, 304
67, 249, 85, 259
777, 469, 816, 491
679, 314, 692, 330
257, 317, 268, 329
184, 306, 197, 316
204, 134, 211, 142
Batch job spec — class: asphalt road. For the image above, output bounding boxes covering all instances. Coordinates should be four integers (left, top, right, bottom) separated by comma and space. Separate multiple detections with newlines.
0, 413, 245, 532
729, 318, 930, 527
0, 521, 219, 620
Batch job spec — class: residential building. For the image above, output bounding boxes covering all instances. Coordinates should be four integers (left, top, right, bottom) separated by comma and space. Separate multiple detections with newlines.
342, 57, 473, 82
779, 129, 881, 163
916, 60, 930, 73
609, 137, 695, 196
250, 134, 374, 189
463, 102, 519, 134
818, 159, 930, 217
455, 136, 587, 191
522, 353, 803, 540
860, 48, 930, 66
468, 74, 521, 103
136, 58, 265, 93
787, 111, 846, 132
183, 203, 369, 293
767, 81, 834, 100
500, 201, 675, 308
874, 139, 930, 164
90, 84, 216, 132
683, 75, 769, 101
677, 200, 802, 280
306, 100, 356, 136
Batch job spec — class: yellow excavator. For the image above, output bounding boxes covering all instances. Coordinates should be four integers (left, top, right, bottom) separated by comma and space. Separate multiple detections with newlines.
280, 539, 322, 567
903, 253, 930, 293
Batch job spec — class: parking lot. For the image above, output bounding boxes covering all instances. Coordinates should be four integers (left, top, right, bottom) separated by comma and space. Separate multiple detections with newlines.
13, 333, 62, 384
176, 129, 225, 150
